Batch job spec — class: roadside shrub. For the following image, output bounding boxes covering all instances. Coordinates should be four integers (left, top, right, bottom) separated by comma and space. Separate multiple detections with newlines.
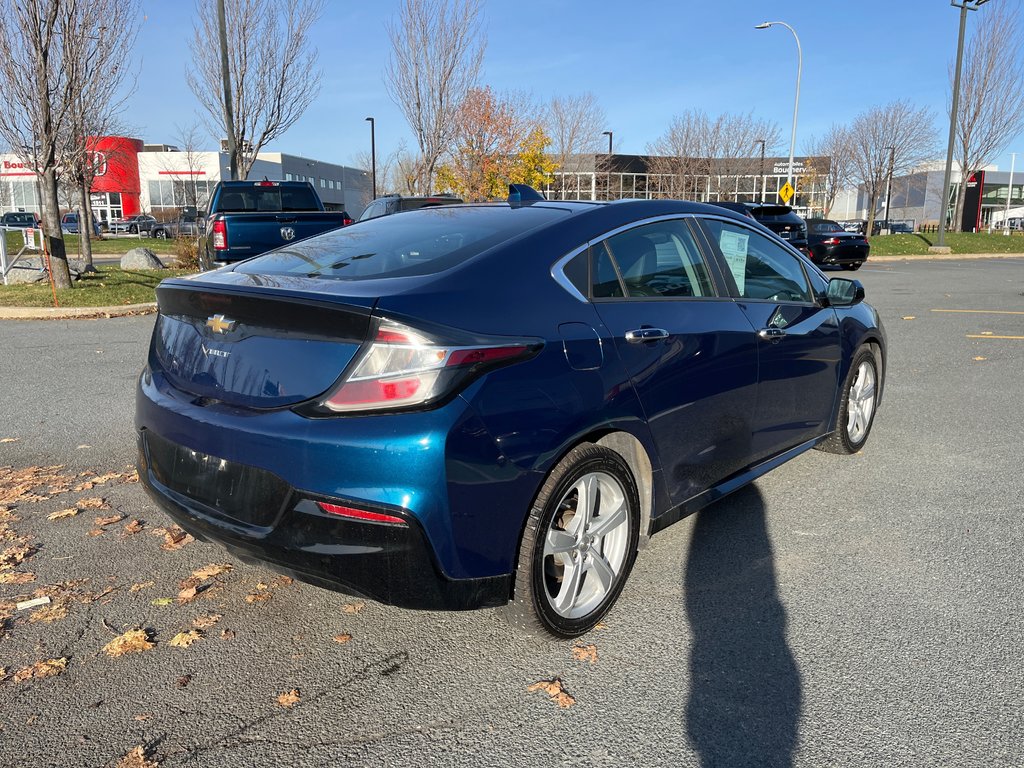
174, 235, 202, 272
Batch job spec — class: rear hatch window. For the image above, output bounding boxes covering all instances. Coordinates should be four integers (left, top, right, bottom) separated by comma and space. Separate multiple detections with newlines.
234, 205, 570, 281
216, 185, 319, 213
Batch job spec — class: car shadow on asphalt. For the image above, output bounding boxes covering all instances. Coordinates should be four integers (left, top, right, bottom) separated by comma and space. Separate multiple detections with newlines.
684, 484, 801, 767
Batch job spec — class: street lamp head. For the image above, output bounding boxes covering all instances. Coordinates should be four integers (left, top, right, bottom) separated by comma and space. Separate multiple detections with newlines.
365, 116, 373, 123
754, 22, 772, 29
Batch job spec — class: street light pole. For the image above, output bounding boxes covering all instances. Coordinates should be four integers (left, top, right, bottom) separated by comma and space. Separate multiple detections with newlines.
883, 146, 895, 233
365, 117, 377, 199
1002, 152, 1017, 234
755, 21, 801, 191
755, 138, 766, 202
602, 131, 613, 155
937, 0, 990, 247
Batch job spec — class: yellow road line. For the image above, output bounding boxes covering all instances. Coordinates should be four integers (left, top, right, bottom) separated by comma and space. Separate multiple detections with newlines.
966, 334, 1024, 340
931, 309, 1024, 315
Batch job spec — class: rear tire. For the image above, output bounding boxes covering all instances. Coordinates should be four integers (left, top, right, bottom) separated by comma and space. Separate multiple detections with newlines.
816, 345, 879, 454
503, 443, 640, 638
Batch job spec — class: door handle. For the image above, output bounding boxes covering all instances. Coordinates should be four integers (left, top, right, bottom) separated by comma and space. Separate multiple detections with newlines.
758, 327, 787, 343
625, 328, 669, 343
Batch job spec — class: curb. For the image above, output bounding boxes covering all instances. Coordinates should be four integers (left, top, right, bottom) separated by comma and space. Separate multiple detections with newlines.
868, 252, 1024, 262
0, 302, 156, 321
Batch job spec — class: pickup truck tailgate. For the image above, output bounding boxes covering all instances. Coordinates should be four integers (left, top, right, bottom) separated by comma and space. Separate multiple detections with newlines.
218, 213, 347, 259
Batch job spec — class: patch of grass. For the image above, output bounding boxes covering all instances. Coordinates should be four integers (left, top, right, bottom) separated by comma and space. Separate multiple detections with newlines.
3, 231, 176, 255
0, 265, 190, 308
869, 231, 1024, 256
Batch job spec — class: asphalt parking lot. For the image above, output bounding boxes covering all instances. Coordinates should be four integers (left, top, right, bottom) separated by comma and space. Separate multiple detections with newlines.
1, 257, 1023, 768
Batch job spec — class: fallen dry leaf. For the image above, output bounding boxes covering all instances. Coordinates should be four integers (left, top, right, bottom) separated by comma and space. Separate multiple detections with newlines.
527, 678, 576, 709
273, 575, 293, 587
28, 603, 69, 623
0, 571, 34, 585
160, 526, 193, 551
151, 597, 173, 607
192, 613, 221, 629
12, 657, 67, 683
103, 628, 155, 657
47, 508, 80, 520
130, 581, 154, 592
332, 633, 353, 645
122, 520, 144, 536
0, 544, 35, 570
177, 585, 200, 604
168, 630, 202, 648
341, 601, 365, 615
0, 437, 20, 444
220, 628, 235, 640
191, 563, 232, 581
114, 745, 159, 768
72, 472, 125, 492
133, 713, 152, 722
572, 644, 599, 665
244, 591, 271, 603
176, 674, 192, 688
77, 497, 109, 510
973, 356, 987, 361
276, 689, 301, 708
94, 513, 124, 527
87, 529, 105, 537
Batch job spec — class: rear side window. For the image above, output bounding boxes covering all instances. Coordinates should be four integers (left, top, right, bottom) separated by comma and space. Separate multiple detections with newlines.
236, 205, 570, 280
215, 185, 319, 213
703, 219, 812, 303
601, 219, 715, 298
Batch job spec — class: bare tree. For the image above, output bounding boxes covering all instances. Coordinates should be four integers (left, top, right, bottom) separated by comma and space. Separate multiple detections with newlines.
62, 0, 140, 270
949, 1, 1024, 230
849, 100, 937, 237
0, 0, 81, 288
188, 0, 324, 181
805, 124, 856, 216
385, 0, 485, 194
647, 110, 781, 202
546, 93, 606, 197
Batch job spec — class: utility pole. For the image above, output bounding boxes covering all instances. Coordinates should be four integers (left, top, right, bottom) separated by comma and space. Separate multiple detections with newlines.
365, 117, 377, 199
883, 146, 895, 233
217, 0, 238, 180
756, 138, 766, 202
1002, 152, 1017, 234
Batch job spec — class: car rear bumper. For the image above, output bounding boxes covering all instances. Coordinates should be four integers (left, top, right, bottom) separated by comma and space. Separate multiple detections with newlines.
137, 428, 510, 610
813, 243, 869, 264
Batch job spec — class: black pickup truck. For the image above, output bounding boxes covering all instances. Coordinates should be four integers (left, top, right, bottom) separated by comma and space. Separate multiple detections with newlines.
203, 180, 352, 266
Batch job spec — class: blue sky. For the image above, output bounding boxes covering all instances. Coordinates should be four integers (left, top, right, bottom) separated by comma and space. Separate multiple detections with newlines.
131, 0, 1023, 172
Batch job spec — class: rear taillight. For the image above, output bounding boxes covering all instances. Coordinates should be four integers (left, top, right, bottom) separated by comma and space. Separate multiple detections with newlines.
342, 215, 353, 226
317, 501, 407, 526
823, 237, 841, 245
212, 219, 227, 250
317, 319, 540, 414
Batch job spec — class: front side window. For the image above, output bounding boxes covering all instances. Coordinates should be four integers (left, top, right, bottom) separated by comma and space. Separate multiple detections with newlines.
601, 219, 715, 299
703, 219, 812, 303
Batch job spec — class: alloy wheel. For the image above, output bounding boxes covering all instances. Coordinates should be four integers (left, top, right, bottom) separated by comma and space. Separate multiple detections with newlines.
846, 361, 877, 443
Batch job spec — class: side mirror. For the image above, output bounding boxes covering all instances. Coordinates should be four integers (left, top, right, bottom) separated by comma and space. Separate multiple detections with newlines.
826, 278, 865, 307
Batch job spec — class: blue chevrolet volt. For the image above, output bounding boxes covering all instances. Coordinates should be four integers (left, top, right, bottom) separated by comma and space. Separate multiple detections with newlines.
136, 186, 886, 638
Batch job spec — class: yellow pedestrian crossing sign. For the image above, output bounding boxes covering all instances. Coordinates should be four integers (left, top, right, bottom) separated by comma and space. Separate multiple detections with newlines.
779, 181, 794, 204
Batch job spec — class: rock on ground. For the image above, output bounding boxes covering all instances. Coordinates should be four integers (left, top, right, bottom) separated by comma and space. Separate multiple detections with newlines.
120, 248, 165, 270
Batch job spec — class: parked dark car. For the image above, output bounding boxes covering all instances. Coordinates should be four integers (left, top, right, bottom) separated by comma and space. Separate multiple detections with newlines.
806, 218, 870, 271
151, 212, 204, 240
358, 193, 463, 222
137, 186, 886, 638
840, 220, 867, 235
60, 212, 101, 236
707, 202, 809, 252
1, 211, 41, 228
203, 180, 351, 266
111, 214, 157, 235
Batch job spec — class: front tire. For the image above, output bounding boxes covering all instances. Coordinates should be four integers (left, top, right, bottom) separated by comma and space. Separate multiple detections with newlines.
504, 443, 640, 638
817, 345, 879, 454
154, 228, 168, 240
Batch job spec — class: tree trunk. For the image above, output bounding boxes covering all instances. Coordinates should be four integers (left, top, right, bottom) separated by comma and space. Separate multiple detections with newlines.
79, 177, 96, 271
864, 185, 879, 240
40, 169, 72, 289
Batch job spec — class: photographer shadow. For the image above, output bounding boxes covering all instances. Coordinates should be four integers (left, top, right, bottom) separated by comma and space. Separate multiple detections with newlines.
684, 485, 802, 767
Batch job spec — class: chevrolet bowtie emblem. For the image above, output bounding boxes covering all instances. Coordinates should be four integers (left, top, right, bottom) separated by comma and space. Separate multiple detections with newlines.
205, 314, 236, 334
